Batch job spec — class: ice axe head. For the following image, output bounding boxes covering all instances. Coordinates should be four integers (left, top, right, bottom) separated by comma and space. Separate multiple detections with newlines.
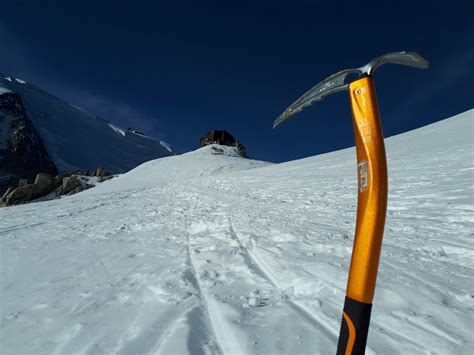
273, 51, 429, 128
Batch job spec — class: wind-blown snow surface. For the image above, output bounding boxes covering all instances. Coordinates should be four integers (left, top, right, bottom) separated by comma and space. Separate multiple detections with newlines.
0, 75, 173, 174
1, 110, 473, 354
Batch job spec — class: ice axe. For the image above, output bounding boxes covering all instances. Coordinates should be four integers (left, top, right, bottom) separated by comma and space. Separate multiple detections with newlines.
273, 51, 429, 354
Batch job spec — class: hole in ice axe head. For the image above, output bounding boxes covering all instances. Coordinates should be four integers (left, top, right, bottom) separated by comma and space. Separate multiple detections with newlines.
273, 51, 429, 128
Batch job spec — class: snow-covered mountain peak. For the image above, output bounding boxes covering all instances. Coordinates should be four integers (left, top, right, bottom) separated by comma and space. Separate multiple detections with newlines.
0, 74, 27, 86
0, 74, 175, 174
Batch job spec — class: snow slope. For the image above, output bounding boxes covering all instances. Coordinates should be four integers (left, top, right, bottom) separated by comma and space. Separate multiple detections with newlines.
0, 75, 174, 174
1, 110, 473, 354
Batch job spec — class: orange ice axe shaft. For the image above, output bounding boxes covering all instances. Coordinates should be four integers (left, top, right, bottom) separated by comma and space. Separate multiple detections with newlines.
273, 52, 429, 354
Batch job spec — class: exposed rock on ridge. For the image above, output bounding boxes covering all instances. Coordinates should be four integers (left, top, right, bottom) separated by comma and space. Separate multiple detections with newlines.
0, 92, 57, 195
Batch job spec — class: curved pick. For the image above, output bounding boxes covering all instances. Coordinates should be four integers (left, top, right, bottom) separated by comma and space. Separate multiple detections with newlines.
273, 68, 361, 128
273, 51, 429, 129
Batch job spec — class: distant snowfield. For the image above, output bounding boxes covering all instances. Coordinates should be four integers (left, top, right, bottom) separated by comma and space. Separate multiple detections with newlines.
1, 110, 473, 354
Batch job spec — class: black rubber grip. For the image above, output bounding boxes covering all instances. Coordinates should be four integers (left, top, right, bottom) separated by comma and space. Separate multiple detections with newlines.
336, 297, 372, 355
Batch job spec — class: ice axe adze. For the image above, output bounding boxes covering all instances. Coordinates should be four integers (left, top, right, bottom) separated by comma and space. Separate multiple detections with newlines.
273, 51, 429, 354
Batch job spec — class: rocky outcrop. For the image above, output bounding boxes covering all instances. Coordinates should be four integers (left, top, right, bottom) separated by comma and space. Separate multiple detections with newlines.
34, 173, 53, 195
92, 166, 111, 178
62, 175, 92, 195
4, 183, 35, 205
199, 130, 249, 158
0, 92, 57, 195
1, 168, 115, 207
1, 173, 52, 206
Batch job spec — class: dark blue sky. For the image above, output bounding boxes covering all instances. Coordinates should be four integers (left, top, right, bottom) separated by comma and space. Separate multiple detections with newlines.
1, 0, 472, 162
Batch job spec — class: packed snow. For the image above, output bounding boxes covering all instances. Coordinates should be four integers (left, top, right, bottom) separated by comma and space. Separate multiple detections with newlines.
0, 110, 473, 354
0, 75, 174, 174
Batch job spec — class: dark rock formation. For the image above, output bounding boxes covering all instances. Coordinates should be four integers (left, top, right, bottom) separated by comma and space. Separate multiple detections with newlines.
62, 175, 83, 195
5, 183, 35, 205
200, 130, 237, 147
33, 173, 54, 196
199, 130, 248, 158
127, 127, 144, 135
92, 166, 111, 178
0, 92, 57, 195
1, 173, 54, 206
1, 168, 112, 206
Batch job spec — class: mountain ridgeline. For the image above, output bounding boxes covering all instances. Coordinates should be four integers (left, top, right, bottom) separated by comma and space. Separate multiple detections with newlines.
0, 74, 175, 195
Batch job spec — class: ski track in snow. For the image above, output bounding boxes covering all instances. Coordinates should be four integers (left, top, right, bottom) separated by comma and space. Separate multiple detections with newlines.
1, 111, 473, 354
184, 199, 226, 355
182, 188, 337, 354
227, 217, 339, 342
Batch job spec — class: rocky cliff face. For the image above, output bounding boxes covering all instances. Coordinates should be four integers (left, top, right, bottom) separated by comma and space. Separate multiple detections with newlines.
0, 92, 57, 195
